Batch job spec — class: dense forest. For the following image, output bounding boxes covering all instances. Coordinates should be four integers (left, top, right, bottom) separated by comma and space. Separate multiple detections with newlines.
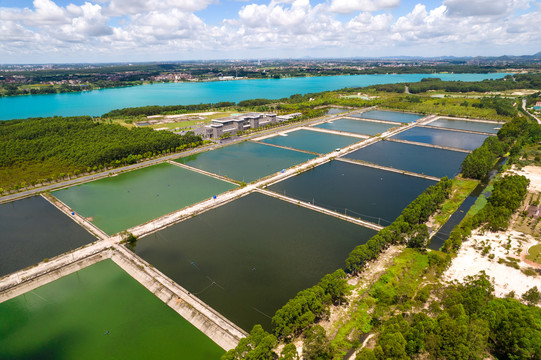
0, 116, 202, 191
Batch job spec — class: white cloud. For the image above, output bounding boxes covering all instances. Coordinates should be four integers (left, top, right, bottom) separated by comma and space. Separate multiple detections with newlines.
329, 0, 401, 14
0, 0, 540, 62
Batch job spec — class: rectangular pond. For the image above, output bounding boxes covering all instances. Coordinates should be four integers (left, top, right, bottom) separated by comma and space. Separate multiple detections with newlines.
344, 140, 468, 179
0, 196, 96, 277
427, 118, 502, 134
0, 259, 223, 359
176, 141, 316, 183
134, 192, 376, 331
350, 110, 423, 123
314, 118, 399, 136
53, 163, 236, 235
268, 160, 436, 226
259, 129, 361, 154
391, 126, 489, 151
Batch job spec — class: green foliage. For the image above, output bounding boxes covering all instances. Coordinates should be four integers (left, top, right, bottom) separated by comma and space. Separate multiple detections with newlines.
302, 325, 334, 360
346, 178, 452, 274
0, 116, 202, 189
222, 325, 277, 360
102, 102, 234, 118
461, 146, 497, 179
279, 344, 299, 360
521, 286, 540, 306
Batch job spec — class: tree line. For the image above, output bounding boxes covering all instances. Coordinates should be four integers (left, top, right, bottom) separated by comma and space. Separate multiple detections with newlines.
222, 178, 454, 359
0, 116, 202, 191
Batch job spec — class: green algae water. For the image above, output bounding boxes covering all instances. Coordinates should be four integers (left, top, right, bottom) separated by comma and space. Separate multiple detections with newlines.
314, 118, 399, 136
53, 163, 235, 235
0, 196, 96, 277
352, 110, 423, 123
344, 140, 468, 179
391, 126, 490, 151
0, 259, 224, 360
427, 118, 502, 134
259, 129, 361, 154
269, 160, 436, 226
135, 192, 376, 331
177, 141, 315, 183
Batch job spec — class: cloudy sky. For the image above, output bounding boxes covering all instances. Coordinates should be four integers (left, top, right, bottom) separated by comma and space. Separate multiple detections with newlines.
0, 0, 539, 63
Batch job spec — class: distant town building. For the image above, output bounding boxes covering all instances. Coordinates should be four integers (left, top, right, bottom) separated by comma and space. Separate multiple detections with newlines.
196, 112, 302, 139
534, 101, 541, 110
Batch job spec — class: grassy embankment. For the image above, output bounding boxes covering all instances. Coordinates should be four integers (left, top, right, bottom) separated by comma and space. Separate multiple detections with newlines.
432, 178, 479, 226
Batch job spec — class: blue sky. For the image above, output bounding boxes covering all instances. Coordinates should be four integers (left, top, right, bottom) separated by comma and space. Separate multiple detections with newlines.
0, 0, 539, 63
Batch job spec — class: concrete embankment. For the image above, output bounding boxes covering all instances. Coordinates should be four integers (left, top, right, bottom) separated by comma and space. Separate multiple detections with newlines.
0, 243, 110, 302
303, 126, 369, 139
111, 246, 247, 350
257, 188, 383, 231
387, 138, 472, 153
336, 157, 441, 182
417, 124, 496, 136
0, 243, 246, 351
342, 116, 399, 125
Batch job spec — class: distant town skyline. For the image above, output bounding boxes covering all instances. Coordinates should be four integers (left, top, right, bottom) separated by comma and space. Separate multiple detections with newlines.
0, 0, 540, 64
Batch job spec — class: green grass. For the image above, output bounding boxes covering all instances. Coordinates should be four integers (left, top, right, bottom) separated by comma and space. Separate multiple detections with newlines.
148, 120, 208, 130
526, 244, 541, 264
434, 178, 479, 226
468, 184, 494, 216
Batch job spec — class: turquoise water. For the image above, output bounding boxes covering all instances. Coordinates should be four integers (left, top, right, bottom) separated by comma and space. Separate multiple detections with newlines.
269, 160, 436, 226
259, 129, 361, 154
0, 260, 224, 359
135, 192, 376, 331
177, 141, 316, 183
344, 140, 468, 178
0, 196, 96, 277
314, 118, 399, 136
391, 127, 489, 151
427, 118, 502, 134
0, 73, 508, 120
351, 110, 423, 123
53, 163, 235, 235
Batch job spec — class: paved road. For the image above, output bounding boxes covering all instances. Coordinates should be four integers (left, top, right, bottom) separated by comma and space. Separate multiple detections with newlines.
0, 108, 373, 204
523, 98, 541, 124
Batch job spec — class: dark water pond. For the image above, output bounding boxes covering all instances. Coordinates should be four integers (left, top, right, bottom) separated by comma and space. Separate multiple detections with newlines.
391, 127, 489, 151
0, 196, 96, 277
134, 192, 376, 331
268, 160, 436, 226
344, 140, 467, 179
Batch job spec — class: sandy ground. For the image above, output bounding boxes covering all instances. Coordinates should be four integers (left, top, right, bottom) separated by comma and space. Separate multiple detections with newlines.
443, 229, 541, 299
508, 165, 541, 192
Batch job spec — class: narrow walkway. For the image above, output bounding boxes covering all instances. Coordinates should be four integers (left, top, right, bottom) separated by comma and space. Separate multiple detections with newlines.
250, 140, 320, 155
302, 126, 369, 139
257, 188, 383, 231
167, 160, 239, 185
418, 124, 495, 136
42, 194, 109, 240
426, 115, 504, 125
342, 116, 399, 125
387, 138, 472, 153
336, 157, 441, 182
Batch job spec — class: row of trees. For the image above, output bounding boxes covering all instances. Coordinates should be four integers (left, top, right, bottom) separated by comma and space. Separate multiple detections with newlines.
102, 102, 235, 118
0, 116, 203, 190
366, 73, 541, 95
443, 174, 530, 252
222, 178, 454, 360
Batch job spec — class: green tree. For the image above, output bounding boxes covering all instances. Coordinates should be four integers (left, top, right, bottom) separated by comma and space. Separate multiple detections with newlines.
302, 325, 334, 360
521, 286, 540, 306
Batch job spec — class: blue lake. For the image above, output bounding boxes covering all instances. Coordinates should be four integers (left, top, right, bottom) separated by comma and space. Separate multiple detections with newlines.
0, 73, 508, 120
344, 140, 468, 179
391, 127, 490, 151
